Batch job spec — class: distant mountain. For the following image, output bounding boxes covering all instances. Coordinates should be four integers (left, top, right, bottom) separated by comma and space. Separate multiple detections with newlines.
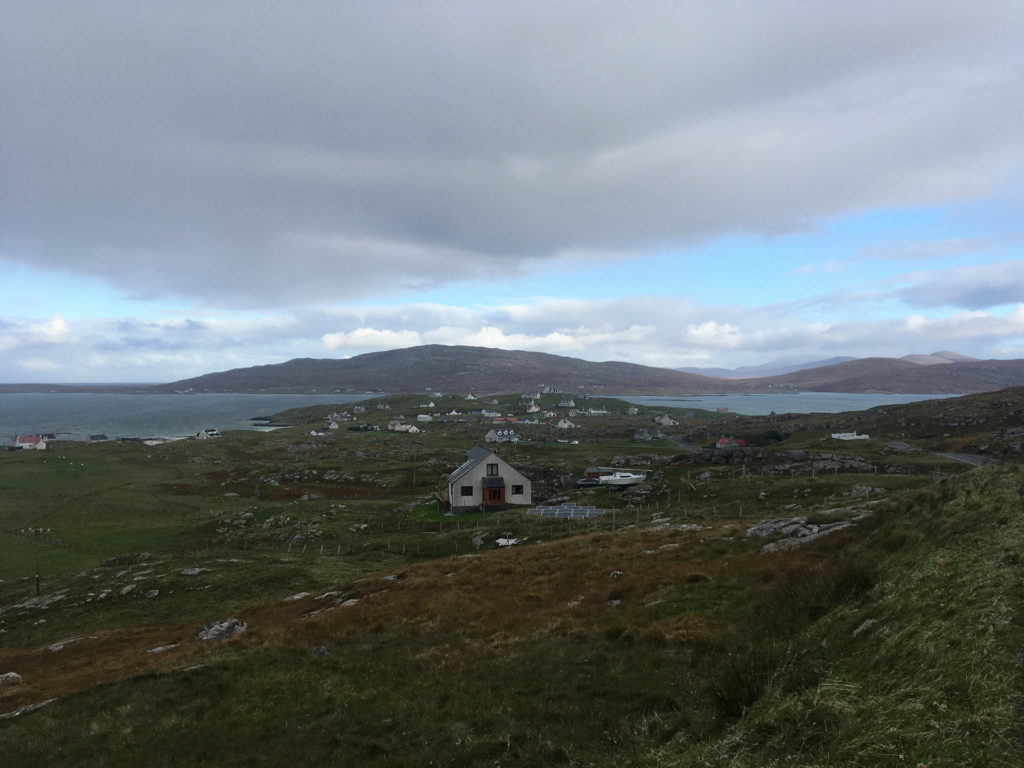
901, 351, 979, 366
747, 357, 1024, 394
150, 345, 1024, 396
153, 345, 731, 395
680, 356, 857, 379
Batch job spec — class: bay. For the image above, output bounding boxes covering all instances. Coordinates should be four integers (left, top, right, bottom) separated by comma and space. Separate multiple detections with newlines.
0, 390, 961, 443
618, 391, 957, 416
0, 392, 373, 442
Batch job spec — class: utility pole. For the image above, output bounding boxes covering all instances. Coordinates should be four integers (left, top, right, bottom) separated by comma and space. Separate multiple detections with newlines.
34, 528, 41, 596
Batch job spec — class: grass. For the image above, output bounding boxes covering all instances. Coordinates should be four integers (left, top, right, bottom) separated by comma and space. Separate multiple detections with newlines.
2, 391, 1024, 765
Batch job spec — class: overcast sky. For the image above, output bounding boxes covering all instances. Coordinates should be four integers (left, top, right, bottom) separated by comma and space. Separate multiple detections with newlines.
3, 2, 1024, 382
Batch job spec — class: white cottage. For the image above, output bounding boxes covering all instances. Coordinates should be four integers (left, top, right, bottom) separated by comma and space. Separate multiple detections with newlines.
447, 446, 532, 514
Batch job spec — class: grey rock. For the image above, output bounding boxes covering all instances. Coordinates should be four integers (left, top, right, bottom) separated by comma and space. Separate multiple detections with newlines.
195, 618, 247, 642
0, 698, 57, 720
853, 618, 876, 637
0, 672, 22, 686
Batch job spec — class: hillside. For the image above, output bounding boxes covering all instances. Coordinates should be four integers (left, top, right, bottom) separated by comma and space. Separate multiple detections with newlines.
148, 345, 1024, 396
3, 388, 1024, 765
752, 356, 1024, 394
153, 344, 731, 395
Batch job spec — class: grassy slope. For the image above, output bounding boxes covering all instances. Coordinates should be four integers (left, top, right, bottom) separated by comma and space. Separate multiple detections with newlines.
1, 392, 1023, 766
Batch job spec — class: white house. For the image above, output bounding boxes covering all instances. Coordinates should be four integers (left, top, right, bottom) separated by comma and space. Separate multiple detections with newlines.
485, 428, 519, 443
196, 428, 221, 439
417, 414, 433, 422
15, 435, 46, 450
447, 446, 531, 513
832, 432, 870, 440
388, 421, 421, 433
653, 414, 678, 428
556, 418, 576, 429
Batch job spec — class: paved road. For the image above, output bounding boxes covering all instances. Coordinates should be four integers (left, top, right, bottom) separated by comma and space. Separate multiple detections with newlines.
669, 435, 701, 453
886, 441, 914, 452
887, 440, 997, 467
939, 453, 1000, 467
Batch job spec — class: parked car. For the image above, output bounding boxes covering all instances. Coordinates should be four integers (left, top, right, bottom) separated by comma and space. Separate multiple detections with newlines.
575, 477, 600, 487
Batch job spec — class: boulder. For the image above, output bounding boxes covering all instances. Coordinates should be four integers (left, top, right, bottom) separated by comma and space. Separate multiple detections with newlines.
195, 618, 247, 642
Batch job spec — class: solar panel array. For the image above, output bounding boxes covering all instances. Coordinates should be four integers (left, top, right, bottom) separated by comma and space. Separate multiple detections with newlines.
527, 503, 608, 519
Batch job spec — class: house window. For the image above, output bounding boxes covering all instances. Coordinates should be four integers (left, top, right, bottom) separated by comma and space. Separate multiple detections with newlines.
460, 486, 473, 497
486, 463, 498, 476
511, 485, 524, 496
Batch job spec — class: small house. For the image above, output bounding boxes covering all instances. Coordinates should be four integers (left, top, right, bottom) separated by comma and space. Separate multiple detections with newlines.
15, 435, 46, 450
447, 446, 531, 513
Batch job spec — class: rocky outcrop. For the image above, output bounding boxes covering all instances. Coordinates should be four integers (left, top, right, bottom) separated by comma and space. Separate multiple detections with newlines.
746, 511, 870, 555
195, 618, 246, 642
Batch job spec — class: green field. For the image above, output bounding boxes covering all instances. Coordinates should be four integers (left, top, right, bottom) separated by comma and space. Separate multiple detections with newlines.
2, 389, 1023, 766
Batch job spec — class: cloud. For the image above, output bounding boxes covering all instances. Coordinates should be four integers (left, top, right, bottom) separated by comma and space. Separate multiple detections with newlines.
4, 3, 1024, 306
894, 261, 1024, 309
28, 314, 71, 344
3, 286, 1024, 382
18, 357, 62, 373
322, 328, 423, 350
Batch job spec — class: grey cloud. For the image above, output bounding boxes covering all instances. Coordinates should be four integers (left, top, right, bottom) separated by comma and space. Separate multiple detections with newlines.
4, 3, 1024, 306
859, 232, 1024, 262
895, 262, 1024, 309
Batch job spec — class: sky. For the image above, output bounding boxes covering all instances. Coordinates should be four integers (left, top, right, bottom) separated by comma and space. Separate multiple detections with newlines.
3, 2, 1024, 383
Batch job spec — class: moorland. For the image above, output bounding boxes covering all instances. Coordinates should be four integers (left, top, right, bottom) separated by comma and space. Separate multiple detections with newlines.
2, 387, 1024, 766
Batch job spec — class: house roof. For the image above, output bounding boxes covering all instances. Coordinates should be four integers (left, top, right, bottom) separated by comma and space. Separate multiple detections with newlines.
447, 445, 493, 485
482, 476, 505, 488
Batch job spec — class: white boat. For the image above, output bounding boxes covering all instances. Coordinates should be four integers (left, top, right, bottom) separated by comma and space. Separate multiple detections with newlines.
598, 471, 646, 487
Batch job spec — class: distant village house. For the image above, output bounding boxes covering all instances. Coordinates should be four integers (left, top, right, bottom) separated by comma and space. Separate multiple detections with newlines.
485, 428, 519, 443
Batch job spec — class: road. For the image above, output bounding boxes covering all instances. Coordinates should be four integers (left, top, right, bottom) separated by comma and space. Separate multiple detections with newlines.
939, 453, 1000, 467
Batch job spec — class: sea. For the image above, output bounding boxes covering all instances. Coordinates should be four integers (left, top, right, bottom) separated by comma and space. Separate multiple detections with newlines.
0, 391, 960, 442
617, 391, 957, 416
0, 392, 373, 442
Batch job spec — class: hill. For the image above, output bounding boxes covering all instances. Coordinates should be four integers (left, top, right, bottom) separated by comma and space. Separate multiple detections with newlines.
680, 355, 857, 378
153, 344, 731, 395
151, 345, 1024, 396
751, 356, 1024, 394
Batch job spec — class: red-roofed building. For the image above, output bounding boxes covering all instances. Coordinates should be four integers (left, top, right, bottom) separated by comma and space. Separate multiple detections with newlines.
15, 435, 47, 450
716, 436, 745, 449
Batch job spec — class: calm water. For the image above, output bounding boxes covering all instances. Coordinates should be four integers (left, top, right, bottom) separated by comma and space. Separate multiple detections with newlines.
0, 391, 960, 442
0, 392, 373, 441
619, 392, 957, 416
